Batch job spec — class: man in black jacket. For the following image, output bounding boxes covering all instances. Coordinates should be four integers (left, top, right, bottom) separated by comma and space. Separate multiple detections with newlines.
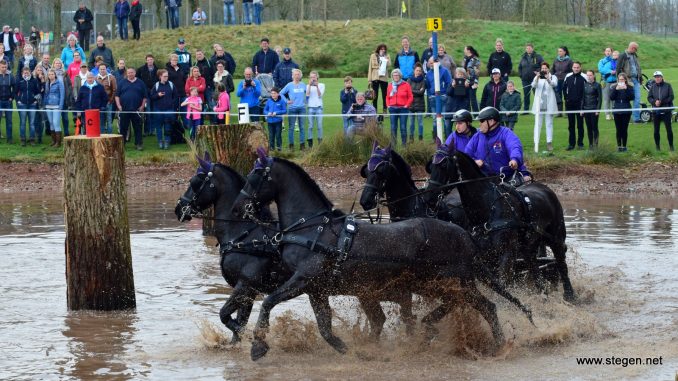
137, 54, 159, 136
210, 44, 236, 75
73, 4, 94, 51
563, 61, 587, 150
0, 60, 16, 142
488, 38, 512, 83
647, 71, 674, 151
88, 36, 115, 69
517, 43, 543, 112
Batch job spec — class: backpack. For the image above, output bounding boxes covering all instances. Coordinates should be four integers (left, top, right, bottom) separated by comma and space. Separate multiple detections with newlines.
154, 80, 174, 92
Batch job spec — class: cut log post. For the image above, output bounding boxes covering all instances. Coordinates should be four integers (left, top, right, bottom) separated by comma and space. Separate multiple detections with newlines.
195, 123, 268, 235
63, 134, 136, 310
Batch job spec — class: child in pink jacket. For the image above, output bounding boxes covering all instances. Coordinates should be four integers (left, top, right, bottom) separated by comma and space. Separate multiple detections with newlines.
212, 82, 231, 124
181, 87, 203, 140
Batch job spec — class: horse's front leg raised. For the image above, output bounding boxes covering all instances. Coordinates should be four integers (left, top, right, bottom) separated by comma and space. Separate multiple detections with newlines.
309, 292, 348, 354
220, 283, 256, 344
251, 272, 308, 361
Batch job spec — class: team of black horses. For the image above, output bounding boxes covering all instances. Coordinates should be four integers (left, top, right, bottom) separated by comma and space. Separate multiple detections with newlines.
175, 142, 575, 361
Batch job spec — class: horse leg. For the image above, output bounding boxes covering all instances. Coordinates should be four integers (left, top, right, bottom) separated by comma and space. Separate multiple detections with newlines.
309, 293, 348, 354
464, 283, 505, 353
421, 294, 458, 341
552, 242, 576, 302
357, 298, 386, 340
231, 289, 256, 344
219, 283, 254, 343
251, 273, 308, 361
397, 293, 416, 336
525, 238, 547, 294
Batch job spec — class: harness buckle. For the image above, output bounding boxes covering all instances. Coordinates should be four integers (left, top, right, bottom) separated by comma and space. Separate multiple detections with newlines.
272, 232, 283, 245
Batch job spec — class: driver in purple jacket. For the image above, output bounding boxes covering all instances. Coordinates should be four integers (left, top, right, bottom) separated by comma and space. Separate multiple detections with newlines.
464, 106, 531, 182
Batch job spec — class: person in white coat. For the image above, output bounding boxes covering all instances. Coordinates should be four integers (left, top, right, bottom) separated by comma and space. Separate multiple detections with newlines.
531, 62, 558, 153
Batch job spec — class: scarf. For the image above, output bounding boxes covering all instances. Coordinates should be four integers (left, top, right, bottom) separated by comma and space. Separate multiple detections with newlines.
409, 75, 424, 83
390, 79, 403, 96
555, 55, 570, 62
214, 70, 230, 84
85, 81, 96, 89
78, 71, 88, 82
54, 68, 65, 78
23, 55, 33, 67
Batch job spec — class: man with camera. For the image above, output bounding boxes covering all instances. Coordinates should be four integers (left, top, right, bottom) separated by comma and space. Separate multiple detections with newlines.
236, 67, 261, 122
345, 92, 376, 140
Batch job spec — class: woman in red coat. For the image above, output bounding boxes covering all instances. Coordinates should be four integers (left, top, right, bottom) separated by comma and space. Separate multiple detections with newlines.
184, 66, 206, 103
386, 68, 413, 145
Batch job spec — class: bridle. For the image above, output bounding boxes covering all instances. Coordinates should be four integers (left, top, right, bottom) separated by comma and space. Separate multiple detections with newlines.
177, 169, 215, 222
239, 161, 273, 223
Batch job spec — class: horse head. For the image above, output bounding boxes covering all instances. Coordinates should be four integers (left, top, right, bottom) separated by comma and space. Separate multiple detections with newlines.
233, 147, 276, 218
423, 137, 460, 206
175, 151, 247, 222
359, 141, 396, 210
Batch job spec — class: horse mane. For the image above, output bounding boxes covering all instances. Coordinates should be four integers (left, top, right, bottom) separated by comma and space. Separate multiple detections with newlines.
214, 163, 246, 189
455, 150, 485, 178
272, 157, 334, 210
212, 163, 276, 221
390, 150, 416, 189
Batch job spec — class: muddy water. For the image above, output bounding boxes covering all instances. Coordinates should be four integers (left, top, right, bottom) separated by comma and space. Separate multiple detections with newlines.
1, 191, 677, 381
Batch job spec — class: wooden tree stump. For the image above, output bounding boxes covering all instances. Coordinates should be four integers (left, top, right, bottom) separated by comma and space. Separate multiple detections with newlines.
195, 123, 268, 235
63, 134, 136, 310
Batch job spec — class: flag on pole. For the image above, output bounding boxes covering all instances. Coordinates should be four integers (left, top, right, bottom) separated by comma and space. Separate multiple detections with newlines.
401, 1, 407, 14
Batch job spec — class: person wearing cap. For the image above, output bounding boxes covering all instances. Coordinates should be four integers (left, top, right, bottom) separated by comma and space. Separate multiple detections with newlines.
113, 0, 130, 41
165, 0, 182, 29
487, 38, 512, 83
174, 38, 192, 74
252, 38, 279, 75
272, 47, 299, 89
464, 106, 530, 180
444, 109, 477, 153
647, 71, 674, 151
72, 62, 90, 116
480, 68, 506, 110
531, 61, 557, 153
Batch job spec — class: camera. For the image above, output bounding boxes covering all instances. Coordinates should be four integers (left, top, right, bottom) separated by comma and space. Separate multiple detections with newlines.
245, 79, 253, 86
352, 103, 363, 111
539, 70, 548, 79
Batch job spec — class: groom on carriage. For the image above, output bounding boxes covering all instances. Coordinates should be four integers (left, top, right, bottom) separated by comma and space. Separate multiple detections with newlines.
464, 106, 532, 184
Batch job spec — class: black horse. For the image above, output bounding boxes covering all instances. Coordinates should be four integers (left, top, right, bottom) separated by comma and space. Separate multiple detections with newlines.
422, 142, 575, 302
175, 153, 286, 344
175, 153, 416, 345
359, 142, 467, 228
233, 148, 533, 361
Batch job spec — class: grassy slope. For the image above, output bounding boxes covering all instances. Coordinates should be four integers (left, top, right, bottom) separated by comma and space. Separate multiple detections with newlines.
1, 19, 677, 164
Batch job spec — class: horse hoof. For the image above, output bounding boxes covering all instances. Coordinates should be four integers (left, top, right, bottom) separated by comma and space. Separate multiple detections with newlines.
229, 334, 241, 345
250, 340, 270, 361
564, 291, 577, 303
331, 338, 348, 354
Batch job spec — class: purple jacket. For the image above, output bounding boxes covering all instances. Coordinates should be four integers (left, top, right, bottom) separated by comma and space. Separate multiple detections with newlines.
464, 126, 526, 176
445, 126, 477, 153
114, 1, 130, 19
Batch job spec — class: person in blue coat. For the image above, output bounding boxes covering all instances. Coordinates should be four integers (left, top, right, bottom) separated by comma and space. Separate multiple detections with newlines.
464, 106, 530, 181
263, 87, 287, 151
114, 0, 131, 40
75, 72, 109, 134
444, 109, 477, 153
236, 67, 261, 121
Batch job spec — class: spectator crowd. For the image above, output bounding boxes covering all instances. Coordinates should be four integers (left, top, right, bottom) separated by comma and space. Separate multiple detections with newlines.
0, 21, 674, 153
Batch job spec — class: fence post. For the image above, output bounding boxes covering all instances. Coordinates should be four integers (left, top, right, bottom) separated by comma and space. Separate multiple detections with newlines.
195, 123, 268, 235
63, 134, 136, 310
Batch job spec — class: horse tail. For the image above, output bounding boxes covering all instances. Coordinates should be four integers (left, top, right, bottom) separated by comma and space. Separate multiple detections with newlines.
475, 260, 536, 326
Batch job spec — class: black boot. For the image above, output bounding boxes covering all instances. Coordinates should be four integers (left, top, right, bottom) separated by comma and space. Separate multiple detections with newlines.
299, 143, 305, 151
288, 143, 294, 151
307, 139, 313, 148
317, 138, 322, 144
656, 144, 661, 151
